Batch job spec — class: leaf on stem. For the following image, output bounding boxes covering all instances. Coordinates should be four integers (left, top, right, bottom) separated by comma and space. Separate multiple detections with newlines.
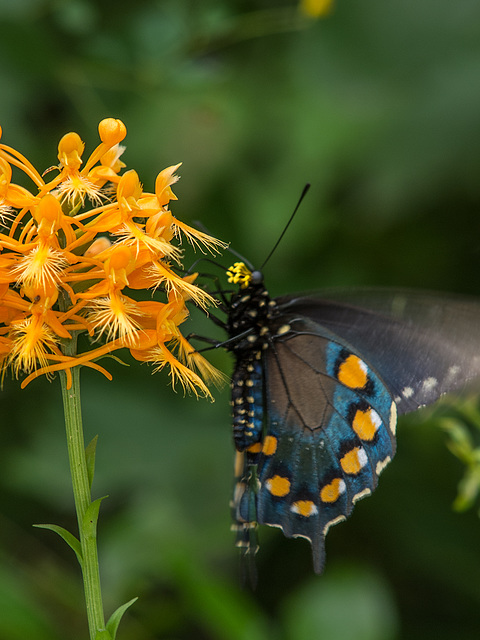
106, 597, 138, 639
33, 523, 83, 566
83, 496, 109, 540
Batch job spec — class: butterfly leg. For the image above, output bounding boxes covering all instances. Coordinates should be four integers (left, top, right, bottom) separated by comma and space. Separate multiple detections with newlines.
231, 451, 261, 587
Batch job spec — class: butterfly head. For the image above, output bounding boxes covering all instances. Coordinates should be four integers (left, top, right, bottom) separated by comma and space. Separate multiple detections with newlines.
225, 261, 279, 352
226, 262, 264, 289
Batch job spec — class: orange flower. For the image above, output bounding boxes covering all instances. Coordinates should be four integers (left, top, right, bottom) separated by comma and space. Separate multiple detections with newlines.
0, 119, 227, 396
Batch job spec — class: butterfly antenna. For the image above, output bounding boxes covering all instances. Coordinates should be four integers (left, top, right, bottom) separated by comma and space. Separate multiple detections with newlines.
193, 220, 255, 270
260, 183, 311, 271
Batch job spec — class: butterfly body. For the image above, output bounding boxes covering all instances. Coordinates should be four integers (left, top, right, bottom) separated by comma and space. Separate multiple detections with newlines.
222, 263, 480, 574
227, 276, 278, 451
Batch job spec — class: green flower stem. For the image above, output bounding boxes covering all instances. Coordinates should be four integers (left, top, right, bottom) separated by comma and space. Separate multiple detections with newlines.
60, 331, 106, 639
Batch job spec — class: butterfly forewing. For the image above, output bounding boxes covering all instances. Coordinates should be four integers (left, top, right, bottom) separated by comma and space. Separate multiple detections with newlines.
278, 291, 480, 413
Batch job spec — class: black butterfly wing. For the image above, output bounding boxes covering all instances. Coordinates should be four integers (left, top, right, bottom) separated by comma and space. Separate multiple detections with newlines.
277, 290, 480, 413
234, 289, 480, 573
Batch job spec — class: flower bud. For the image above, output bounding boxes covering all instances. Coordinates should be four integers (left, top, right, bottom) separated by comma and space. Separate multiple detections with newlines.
98, 118, 127, 145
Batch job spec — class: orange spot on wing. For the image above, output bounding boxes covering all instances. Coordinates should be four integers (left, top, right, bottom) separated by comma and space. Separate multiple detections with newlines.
338, 354, 368, 389
291, 500, 318, 517
262, 435, 277, 456
247, 442, 262, 453
340, 447, 367, 475
320, 477, 346, 503
265, 475, 291, 497
352, 407, 380, 441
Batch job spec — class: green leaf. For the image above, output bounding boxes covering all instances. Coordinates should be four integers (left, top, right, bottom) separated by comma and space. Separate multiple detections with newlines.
94, 630, 112, 640
453, 463, 480, 512
82, 496, 108, 540
33, 524, 82, 566
85, 435, 99, 491
105, 598, 138, 639
440, 417, 474, 462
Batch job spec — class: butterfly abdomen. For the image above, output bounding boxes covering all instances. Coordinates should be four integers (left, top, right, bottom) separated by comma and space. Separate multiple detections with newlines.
231, 357, 264, 451
228, 281, 278, 452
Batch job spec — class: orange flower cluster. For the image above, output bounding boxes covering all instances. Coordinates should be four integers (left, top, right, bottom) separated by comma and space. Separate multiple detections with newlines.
0, 118, 225, 396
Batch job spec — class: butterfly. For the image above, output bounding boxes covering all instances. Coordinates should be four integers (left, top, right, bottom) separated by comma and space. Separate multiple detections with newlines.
218, 260, 480, 575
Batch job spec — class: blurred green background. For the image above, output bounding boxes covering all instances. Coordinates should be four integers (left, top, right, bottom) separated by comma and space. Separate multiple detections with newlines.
2, 0, 480, 638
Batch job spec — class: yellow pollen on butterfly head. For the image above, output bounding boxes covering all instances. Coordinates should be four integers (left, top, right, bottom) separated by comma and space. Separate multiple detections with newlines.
320, 477, 346, 503
265, 475, 291, 497
340, 446, 368, 475
352, 407, 381, 441
291, 500, 318, 517
337, 354, 368, 389
262, 435, 278, 456
226, 262, 252, 289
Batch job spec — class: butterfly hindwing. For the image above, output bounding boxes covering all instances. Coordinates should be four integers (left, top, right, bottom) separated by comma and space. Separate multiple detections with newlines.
249, 319, 396, 572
